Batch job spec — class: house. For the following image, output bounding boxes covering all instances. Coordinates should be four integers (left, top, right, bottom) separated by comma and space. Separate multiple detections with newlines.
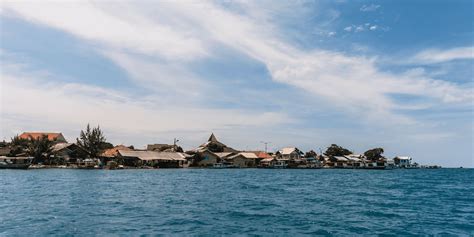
226, 152, 259, 168
259, 156, 277, 168
254, 151, 272, 159
51, 143, 89, 163
333, 156, 349, 168
100, 145, 133, 165
394, 156, 412, 168
19, 132, 67, 143
147, 144, 182, 152
194, 150, 220, 167
118, 150, 186, 168
344, 154, 364, 168
101, 145, 132, 158
364, 158, 388, 169
277, 147, 303, 160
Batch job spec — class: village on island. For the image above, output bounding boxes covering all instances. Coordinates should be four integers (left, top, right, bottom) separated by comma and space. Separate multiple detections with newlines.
0, 125, 439, 170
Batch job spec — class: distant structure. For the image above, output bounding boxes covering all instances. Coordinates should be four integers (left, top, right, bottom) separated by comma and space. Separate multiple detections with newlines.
394, 156, 412, 168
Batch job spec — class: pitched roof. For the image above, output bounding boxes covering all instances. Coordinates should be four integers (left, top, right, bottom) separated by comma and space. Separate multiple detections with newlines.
118, 150, 186, 161
254, 151, 272, 159
333, 156, 349, 161
227, 152, 259, 160
394, 156, 411, 160
51, 143, 74, 152
279, 147, 299, 155
196, 133, 238, 153
19, 132, 66, 142
214, 152, 235, 158
101, 145, 132, 157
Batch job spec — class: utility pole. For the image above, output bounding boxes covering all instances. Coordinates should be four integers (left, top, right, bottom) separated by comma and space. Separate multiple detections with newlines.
260, 141, 271, 153
173, 138, 179, 152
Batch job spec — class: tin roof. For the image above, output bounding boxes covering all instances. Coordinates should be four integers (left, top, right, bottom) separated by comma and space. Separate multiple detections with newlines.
119, 150, 186, 161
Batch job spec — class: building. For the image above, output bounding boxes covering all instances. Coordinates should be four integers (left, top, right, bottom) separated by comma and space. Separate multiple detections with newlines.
277, 147, 303, 160
196, 133, 238, 153
394, 156, 412, 168
226, 152, 259, 168
194, 150, 220, 167
118, 150, 186, 168
344, 154, 364, 168
147, 144, 182, 152
332, 156, 349, 168
254, 151, 272, 159
100, 145, 133, 165
259, 157, 277, 167
51, 143, 89, 163
19, 132, 67, 143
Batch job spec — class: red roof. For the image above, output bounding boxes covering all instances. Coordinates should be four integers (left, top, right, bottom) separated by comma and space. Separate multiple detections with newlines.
19, 132, 64, 141
101, 145, 132, 157
255, 151, 272, 159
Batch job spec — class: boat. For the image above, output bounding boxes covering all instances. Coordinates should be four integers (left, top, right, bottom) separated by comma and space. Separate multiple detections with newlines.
0, 156, 33, 169
213, 162, 235, 168
272, 160, 288, 168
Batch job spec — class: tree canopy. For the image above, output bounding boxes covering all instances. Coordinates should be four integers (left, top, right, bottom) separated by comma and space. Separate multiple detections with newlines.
76, 124, 109, 158
324, 144, 352, 157
8, 135, 30, 156
364, 148, 384, 161
304, 150, 318, 158
27, 135, 54, 163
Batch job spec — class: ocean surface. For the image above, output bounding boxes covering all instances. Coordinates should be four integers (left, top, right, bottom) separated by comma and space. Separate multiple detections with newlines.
1, 169, 473, 236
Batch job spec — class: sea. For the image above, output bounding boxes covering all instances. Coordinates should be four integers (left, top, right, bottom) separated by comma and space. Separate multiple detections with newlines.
1, 168, 473, 236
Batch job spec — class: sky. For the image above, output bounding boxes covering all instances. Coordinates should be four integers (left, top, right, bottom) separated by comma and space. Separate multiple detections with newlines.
0, 0, 472, 167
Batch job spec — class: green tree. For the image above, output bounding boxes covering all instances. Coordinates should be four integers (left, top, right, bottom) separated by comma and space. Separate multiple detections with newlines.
304, 150, 318, 158
27, 135, 54, 163
324, 144, 352, 157
364, 148, 384, 161
8, 135, 30, 156
76, 124, 109, 158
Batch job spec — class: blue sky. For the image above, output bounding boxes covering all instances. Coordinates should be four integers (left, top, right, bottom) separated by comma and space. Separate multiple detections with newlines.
0, 0, 472, 167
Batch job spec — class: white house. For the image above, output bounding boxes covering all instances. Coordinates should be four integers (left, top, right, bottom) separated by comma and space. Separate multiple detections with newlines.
394, 156, 412, 168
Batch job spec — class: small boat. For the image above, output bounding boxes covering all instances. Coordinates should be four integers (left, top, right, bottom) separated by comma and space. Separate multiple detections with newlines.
213, 162, 235, 168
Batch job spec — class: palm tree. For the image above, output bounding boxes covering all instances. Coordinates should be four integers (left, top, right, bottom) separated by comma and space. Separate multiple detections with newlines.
9, 135, 30, 156
27, 135, 54, 164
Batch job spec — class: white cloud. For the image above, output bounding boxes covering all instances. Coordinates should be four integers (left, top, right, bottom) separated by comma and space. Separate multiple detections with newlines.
0, 65, 291, 146
344, 26, 352, 32
412, 46, 474, 64
355, 25, 365, 32
1, 1, 207, 61
369, 25, 378, 31
360, 4, 381, 12
1, 1, 472, 127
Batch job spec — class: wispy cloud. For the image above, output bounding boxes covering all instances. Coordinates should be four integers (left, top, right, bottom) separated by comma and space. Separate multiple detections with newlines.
0, 63, 291, 145
344, 23, 385, 33
412, 46, 474, 64
360, 4, 381, 12
1, 1, 471, 125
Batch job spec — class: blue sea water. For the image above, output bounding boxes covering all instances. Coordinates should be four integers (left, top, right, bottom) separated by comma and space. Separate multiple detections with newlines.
1, 169, 473, 236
